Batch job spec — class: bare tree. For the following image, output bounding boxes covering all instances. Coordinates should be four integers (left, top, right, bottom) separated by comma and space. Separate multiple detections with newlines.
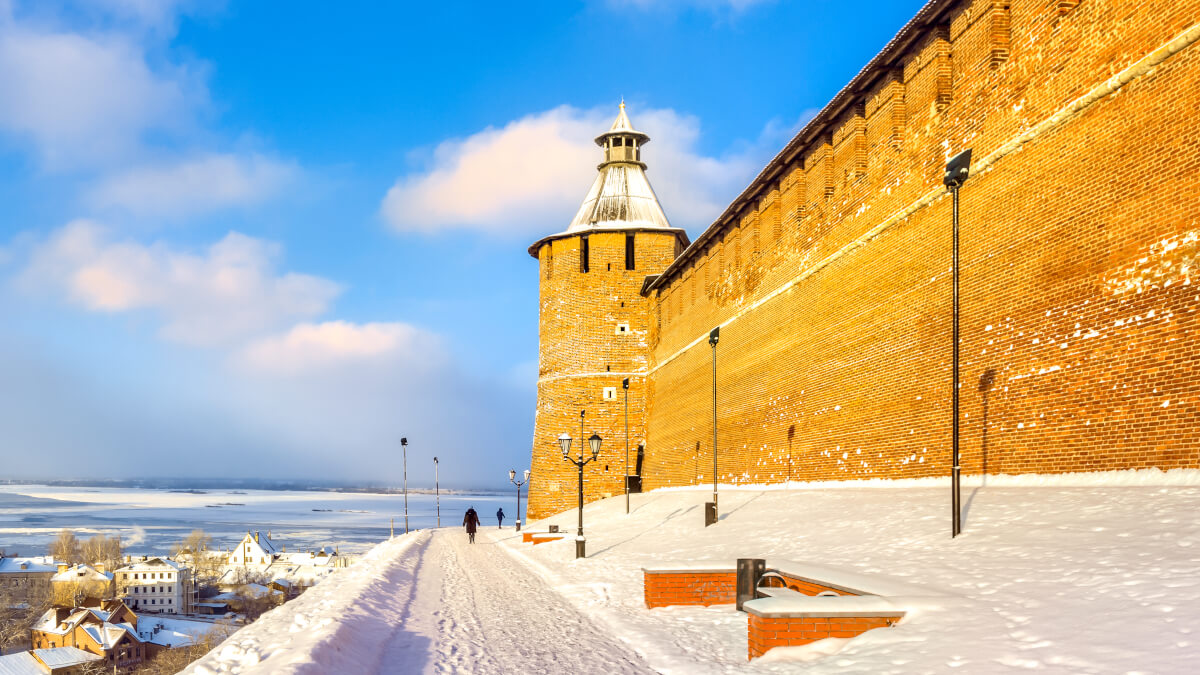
79, 534, 124, 570
173, 530, 223, 593
225, 579, 283, 622
48, 529, 81, 564
173, 529, 213, 557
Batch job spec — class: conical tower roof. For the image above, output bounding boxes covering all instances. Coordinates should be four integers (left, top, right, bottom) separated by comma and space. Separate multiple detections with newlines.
529, 103, 688, 257
598, 101, 648, 141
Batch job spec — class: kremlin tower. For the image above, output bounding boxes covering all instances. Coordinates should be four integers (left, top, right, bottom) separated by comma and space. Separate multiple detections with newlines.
525, 104, 688, 519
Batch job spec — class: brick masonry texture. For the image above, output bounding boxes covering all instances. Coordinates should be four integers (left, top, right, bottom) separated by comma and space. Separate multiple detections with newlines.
529, 0, 1200, 518
747, 615, 900, 659
643, 570, 737, 608
529, 231, 682, 519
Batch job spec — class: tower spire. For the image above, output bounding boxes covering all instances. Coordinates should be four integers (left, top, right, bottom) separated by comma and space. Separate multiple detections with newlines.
528, 102, 687, 257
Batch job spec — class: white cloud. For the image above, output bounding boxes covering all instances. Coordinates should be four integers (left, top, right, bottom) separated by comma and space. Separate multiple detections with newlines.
19, 221, 341, 345
381, 104, 800, 238
0, 19, 204, 169
78, 0, 209, 34
87, 153, 297, 217
239, 321, 446, 374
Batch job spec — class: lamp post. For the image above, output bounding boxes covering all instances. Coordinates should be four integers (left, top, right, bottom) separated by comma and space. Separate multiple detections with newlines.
433, 456, 441, 528
623, 377, 630, 515
560, 426, 601, 558
509, 468, 530, 531
707, 326, 719, 527
943, 148, 972, 539
401, 437, 409, 534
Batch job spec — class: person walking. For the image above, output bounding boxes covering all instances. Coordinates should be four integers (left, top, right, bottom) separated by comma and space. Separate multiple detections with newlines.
463, 507, 480, 544
497, 507, 505, 529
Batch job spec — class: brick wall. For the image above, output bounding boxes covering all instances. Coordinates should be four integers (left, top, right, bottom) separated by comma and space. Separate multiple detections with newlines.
528, 230, 682, 519
747, 614, 900, 659
643, 569, 737, 608
636, 0, 1200, 491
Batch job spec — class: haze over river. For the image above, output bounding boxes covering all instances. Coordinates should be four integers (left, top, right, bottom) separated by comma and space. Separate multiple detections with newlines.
0, 485, 514, 557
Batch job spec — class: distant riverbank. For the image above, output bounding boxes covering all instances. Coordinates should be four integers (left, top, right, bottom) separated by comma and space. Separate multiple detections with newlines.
0, 484, 515, 558
0, 478, 507, 495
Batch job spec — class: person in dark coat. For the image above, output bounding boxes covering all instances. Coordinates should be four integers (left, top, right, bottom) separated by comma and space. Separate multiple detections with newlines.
463, 507, 480, 543
497, 508, 505, 529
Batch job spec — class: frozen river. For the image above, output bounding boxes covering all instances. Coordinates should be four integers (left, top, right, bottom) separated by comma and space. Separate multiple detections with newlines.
0, 485, 514, 557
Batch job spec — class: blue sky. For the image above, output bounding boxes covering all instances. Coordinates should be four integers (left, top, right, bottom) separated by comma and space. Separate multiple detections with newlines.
0, 0, 926, 489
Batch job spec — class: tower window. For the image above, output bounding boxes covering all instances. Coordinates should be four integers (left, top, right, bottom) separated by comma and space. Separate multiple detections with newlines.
625, 233, 635, 270
580, 236, 590, 273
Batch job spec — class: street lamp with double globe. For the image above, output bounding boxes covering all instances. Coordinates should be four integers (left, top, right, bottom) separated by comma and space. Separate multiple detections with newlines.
560, 425, 601, 558
509, 468, 530, 531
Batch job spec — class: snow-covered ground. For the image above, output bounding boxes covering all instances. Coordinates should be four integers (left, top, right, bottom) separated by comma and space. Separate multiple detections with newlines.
183, 469, 1200, 674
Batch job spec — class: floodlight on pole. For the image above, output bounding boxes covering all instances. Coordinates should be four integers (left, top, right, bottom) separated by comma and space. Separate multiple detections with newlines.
943, 148, 972, 539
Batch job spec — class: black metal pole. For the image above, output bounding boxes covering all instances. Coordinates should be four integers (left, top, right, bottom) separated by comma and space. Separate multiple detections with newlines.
624, 379, 630, 515
578, 411, 586, 558
712, 338, 718, 517
434, 458, 440, 528
951, 185, 962, 539
577, 451, 585, 555
402, 439, 409, 534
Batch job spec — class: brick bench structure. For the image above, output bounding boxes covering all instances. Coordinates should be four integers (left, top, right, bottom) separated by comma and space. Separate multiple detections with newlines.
744, 595, 905, 659
744, 560, 944, 660
642, 565, 737, 608
527, 533, 567, 545
643, 558, 945, 660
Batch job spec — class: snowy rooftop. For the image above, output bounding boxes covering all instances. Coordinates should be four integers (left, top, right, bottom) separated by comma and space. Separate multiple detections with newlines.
117, 556, 184, 572
0, 652, 44, 675
51, 563, 113, 583
0, 556, 59, 574
81, 623, 134, 649
32, 646, 101, 668
137, 616, 218, 647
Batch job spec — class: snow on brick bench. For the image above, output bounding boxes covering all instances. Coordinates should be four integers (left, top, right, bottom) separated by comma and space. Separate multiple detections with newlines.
520, 528, 571, 542
744, 595, 905, 659
642, 563, 737, 608
760, 559, 935, 597
745, 559, 944, 660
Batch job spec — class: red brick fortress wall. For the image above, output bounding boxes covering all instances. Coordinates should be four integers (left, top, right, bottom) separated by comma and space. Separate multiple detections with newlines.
641, 0, 1200, 490
528, 230, 681, 519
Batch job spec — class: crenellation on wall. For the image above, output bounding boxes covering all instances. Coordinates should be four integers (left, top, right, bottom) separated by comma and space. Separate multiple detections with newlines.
865, 69, 906, 156
831, 103, 868, 193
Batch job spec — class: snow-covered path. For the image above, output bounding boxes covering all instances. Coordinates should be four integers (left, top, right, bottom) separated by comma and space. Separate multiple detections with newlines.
377, 528, 653, 675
